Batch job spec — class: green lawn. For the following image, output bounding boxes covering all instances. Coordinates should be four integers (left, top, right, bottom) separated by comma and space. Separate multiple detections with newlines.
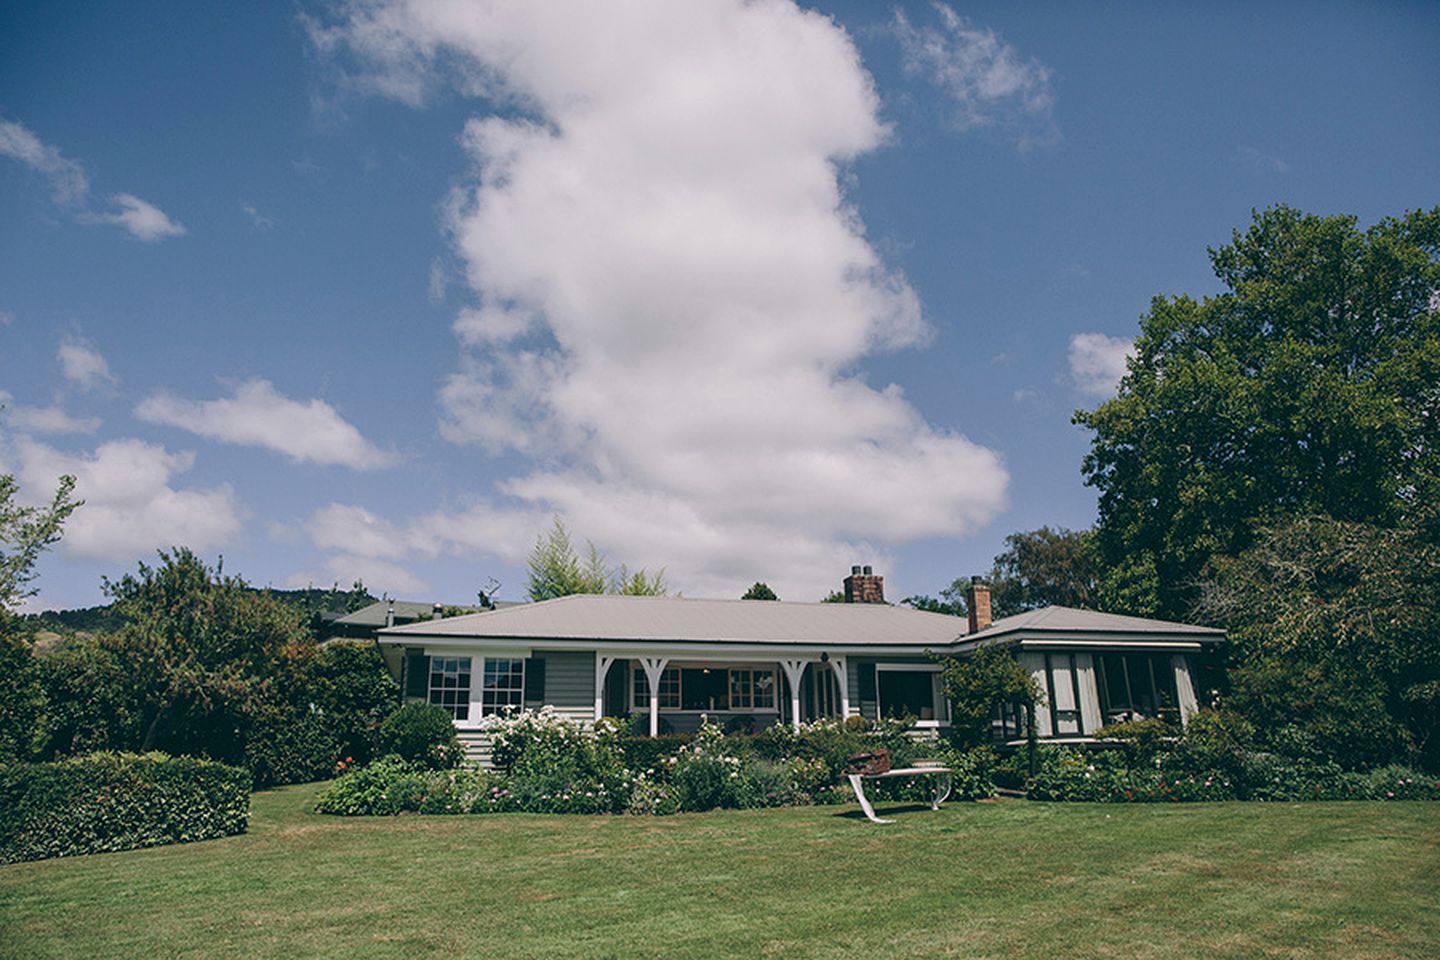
1, 786, 1437, 959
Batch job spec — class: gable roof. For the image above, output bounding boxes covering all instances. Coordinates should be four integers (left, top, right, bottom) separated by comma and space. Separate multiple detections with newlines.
961, 605, 1224, 644
332, 599, 518, 629
381, 593, 969, 647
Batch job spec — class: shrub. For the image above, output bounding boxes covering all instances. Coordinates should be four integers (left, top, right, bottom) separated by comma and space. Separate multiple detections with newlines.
614, 734, 692, 775
314, 756, 492, 816
481, 708, 629, 814
377, 703, 464, 769
1094, 718, 1178, 767
0, 752, 250, 863
244, 703, 341, 788
1027, 747, 1233, 803
308, 641, 399, 765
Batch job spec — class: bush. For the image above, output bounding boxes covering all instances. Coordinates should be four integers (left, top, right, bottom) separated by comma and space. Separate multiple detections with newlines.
615, 733, 692, 775
244, 703, 341, 789
314, 755, 492, 816
481, 708, 629, 814
377, 703, 464, 769
1094, 718, 1178, 767
307, 641, 399, 765
1027, 747, 1234, 803
0, 752, 250, 863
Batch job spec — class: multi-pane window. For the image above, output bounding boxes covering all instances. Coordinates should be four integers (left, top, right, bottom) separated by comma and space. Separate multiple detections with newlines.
428, 657, 472, 720
1096, 653, 1181, 725
728, 668, 777, 710
481, 658, 525, 717
877, 668, 942, 722
633, 666, 681, 710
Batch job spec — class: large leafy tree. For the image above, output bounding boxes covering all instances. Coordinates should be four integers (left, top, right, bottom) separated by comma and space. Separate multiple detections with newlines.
1076, 205, 1440, 618
99, 548, 311, 757
903, 526, 1102, 620
740, 582, 778, 601
1199, 516, 1440, 770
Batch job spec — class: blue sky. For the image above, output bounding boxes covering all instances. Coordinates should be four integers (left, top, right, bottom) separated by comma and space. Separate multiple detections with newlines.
2, 1, 1437, 611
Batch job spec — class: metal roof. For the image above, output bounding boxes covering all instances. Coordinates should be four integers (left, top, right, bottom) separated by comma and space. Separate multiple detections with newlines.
332, 599, 516, 629
380, 594, 969, 646
379, 595, 1222, 648
961, 605, 1225, 643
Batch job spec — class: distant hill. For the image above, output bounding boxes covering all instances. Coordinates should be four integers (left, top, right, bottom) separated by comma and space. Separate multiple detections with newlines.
24, 585, 377, 637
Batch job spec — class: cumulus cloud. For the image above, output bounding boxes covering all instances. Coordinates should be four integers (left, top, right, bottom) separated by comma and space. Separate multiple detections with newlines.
286, 554, 429, 596
0, 117, 184, 241
134, 378, 396, 470
1069, 332, 1135, 397
315, 0, 1009, 600
58, 336, 116, 390
11, 437, 242, 563
894, 3, 1057, 147
0, 117, 89, 205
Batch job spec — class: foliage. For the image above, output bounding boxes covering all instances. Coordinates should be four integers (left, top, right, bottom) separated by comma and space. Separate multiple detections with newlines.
1076, 205, 1440, 618
33, 640, 143, 758
98, 549, 312, 759
938, 646, 1043, 748
1093, 718, 1178, 767
740, 582, 779, 601
526, 516, 667, 600
243, 704, 341, 789
987, 527, 1102, 618
0, 632, 47, 764
0, 751, 249, 864
899, 590, 965, 617
1200, 515, 1440, 770
1026, 747, 1234, 803
0, 472, 80, 612
480, 708, 630, 813
376, 703, 464, 769
306, 641, 399, 764
313, 755, 494, 816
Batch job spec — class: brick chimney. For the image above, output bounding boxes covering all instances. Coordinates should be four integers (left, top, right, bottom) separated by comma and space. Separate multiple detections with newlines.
843, 565, 885, 604
966, 576, 992, 633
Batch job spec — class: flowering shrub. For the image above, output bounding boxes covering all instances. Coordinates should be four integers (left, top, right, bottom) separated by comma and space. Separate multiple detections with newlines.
314, 756, 493, 816
1027, 747, 1235, 802
480, 707, 629, 814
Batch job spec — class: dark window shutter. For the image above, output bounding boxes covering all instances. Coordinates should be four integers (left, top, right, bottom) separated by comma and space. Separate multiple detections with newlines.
524, 656, 546, 702
404, 651, 430, 699
857, 661, 876, 701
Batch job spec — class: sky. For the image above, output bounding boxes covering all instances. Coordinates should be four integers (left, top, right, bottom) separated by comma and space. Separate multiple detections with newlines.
1, 1, 1437, 612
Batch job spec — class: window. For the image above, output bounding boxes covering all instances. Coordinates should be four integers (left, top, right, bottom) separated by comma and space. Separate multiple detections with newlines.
428, 656, 471, 720
992, 699, 1029, 741
633, 666, 681, 710
481, 657, 525, 717
1096, 653, 1181, 725
631, 665, 778, 712
876, 666, 943, 723
1044, 653, 1084, 736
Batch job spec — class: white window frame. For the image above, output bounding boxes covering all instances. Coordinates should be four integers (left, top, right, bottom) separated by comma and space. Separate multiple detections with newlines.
428, 656, 473, 721
479, 656, 526, 718
875, 662, 949, 728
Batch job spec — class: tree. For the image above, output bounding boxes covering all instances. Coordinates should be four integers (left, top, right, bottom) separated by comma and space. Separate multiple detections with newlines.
0, 473, 80, 613
740, 582, 778, 601
526, 517, 667, 600
1075, 205, 1440, 618
1198, 515, 1440, 770
938, 646, 1043, 749
99, 548, 311, 757
0, 470, 80, 762
987, 527, 1101, 618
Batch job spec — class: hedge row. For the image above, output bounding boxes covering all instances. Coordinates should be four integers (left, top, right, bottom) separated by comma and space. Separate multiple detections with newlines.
0, 752, 251, 864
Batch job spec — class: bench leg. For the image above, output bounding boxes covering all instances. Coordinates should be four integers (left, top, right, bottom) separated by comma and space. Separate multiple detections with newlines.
848, 774, 893, 824
931, 772, 953, 810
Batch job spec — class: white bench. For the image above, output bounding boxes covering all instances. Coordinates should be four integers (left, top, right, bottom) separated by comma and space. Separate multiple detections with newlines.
846, 766, 953, 824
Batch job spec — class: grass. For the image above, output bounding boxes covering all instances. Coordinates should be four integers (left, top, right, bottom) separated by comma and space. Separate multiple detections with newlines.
1, 786, 1437, 959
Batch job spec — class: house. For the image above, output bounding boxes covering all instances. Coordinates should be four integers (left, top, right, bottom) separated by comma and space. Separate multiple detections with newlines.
377, 568, 1223, 761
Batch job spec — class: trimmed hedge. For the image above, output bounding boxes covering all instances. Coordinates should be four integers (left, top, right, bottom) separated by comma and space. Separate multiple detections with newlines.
0, 752, 251, 864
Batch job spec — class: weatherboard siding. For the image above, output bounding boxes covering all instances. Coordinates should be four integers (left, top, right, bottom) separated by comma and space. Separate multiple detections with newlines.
533, 650, 598, 724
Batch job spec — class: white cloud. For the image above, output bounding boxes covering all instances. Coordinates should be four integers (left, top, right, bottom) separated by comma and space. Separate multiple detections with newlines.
306, 502, 409, 559
0, 117, 89, 205
135, 379, 396, 470
58, 336, 116, 390
12, 437, 242, 563
286, 554, 429, 596
4, 403, 101, 435
0, 118, 185, 241
894, 3, 1057, 147
316, 0, 1010, 601
98, 193, 187, 242
1069, 332, 1135, 397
